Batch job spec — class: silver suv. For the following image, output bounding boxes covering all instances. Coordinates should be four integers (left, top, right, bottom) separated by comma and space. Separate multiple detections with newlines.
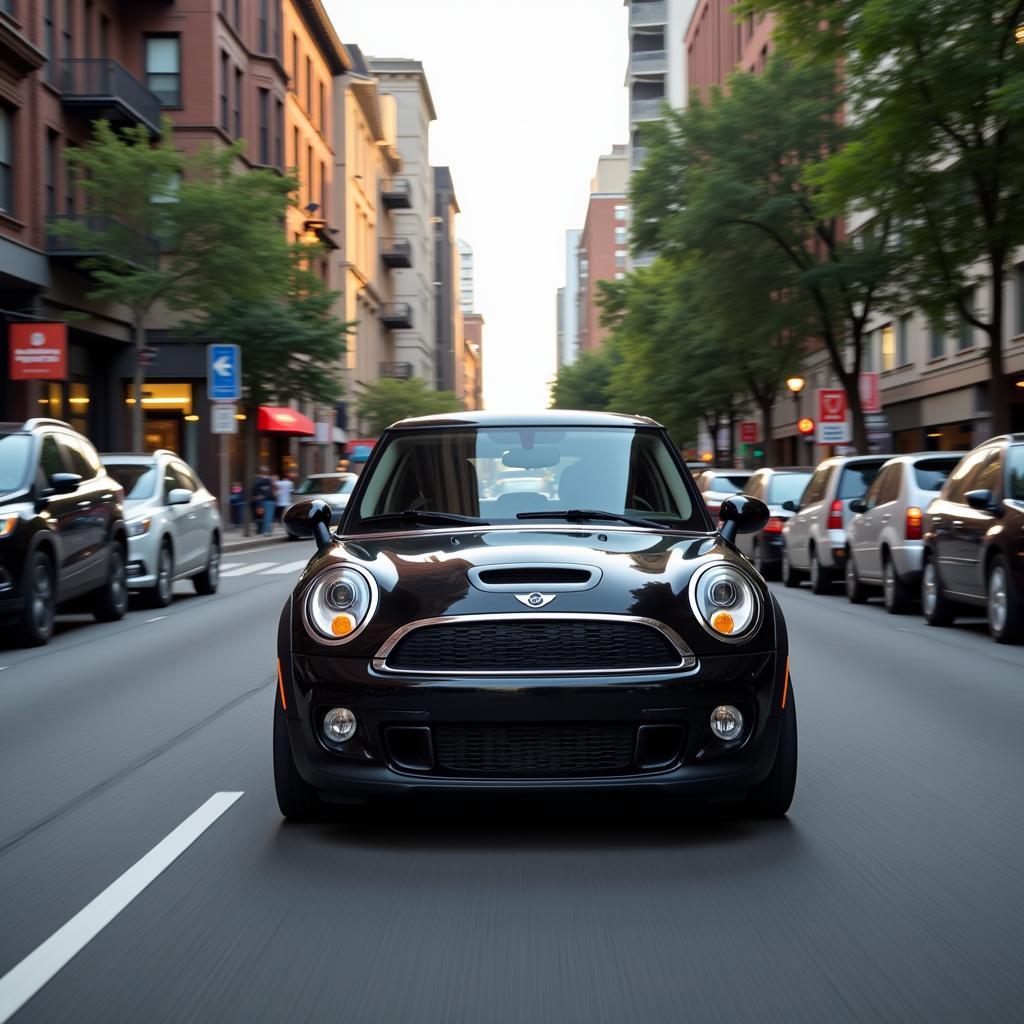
102, 451, 222, 607
781, 454, 891, 594
844, 452, 964, 613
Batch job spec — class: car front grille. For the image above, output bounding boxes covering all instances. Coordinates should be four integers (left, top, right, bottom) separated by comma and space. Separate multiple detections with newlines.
381, 617, 685, 674
432, 723, 637, 775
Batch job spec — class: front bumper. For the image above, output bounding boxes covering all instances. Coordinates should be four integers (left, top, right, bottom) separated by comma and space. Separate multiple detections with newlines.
280, 649, 787, 799
125, 531, 160, 588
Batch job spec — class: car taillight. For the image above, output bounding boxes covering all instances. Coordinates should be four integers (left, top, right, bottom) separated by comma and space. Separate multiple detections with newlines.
827, 499, 843, 531
706, 503, 721, 519
763, 517, 785, 534
905, 506, 923, 541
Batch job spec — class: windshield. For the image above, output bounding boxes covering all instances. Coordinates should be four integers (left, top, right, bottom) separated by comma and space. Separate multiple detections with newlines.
1009, 446, 1024, 501
355, 426, 703, 530
837, 461, 885, 500
297, 475, 354, 495
105, 463, 157, 500
0, 434, 32, 493
705, 472, 750, 493
767, 472, 812, 505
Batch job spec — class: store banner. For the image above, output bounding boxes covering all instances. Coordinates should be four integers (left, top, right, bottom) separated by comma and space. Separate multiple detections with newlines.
9, 323, 68, 381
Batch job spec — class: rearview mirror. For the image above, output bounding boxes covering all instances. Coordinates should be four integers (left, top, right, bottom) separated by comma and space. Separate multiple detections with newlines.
964, 489, 996, 512
781, 499, 798, 513
284, 499, 333, 549
849, 499, 868, 515
49, 472, 81, 495
501, 445, 562, 470
167, 488, 191, 506
719, 494, 769, 545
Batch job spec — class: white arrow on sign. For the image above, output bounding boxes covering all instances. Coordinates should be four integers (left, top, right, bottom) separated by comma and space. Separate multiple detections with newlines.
212, 356, 232, 377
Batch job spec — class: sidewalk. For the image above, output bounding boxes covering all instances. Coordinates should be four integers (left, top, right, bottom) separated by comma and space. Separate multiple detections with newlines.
221, 529, 293, 554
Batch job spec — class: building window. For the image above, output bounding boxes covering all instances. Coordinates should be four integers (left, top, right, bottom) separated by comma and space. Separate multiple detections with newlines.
258, 0, 268, 52
84, 0, 93, 58
258, 89, 269, 164
290, 33, 298, 88
233, 0, 240, 27
45, 130, 58, 216
273, 2, 281, 57
99, 13, 109, 57
44, 0, 55, 82
64, 150, 75, 214
306, 144, 312, 206
305, 57, 312, 111
614, 204, 627, 221
234, 67, 242, 139
275, 98, 283, 168
145, 36, 181, 106
219, 51, 229, 130
863, 331, 874, 372
0, 108, 12, 215
62, 0, 72, 61
318, 81, 325, 133
880, 323, 896, 372
292, 126, 298, 170
929, 324, 945, 360
615, 226, 627, 245
897, 314, 910, 366
958, 289, 974, 350
615, 250, 626, 268
615, 272, 625, 280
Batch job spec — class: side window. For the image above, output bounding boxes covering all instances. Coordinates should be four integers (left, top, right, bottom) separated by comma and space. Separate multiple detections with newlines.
863, 468, 887, 511
945, 449, 989, 503
38, 434, 65, 484
60, 435, 99, 479
872, 465, 900, 508
161, 461, 178, 501
801, 466, 832, 506
973, 448, 1004, 499
745, 473, 764, 500
170, 463, 197, 492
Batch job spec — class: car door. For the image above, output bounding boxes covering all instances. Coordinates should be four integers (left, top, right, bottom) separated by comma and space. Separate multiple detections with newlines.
953, 446, 1003, 600
167, 462, 205, 572
857, 464, 899, 581
930, 447, 988, 594
788, 464, 831, 569
180, 463, 217, 565
36, 433, 89, 594
159, 460, 195, 573
60, 433, 116, 587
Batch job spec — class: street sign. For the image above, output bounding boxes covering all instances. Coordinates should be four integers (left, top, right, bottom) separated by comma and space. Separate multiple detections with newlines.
860, 372, 881, 414
207, 343, 241, 402
817, 389, 850, 445
9, 323, 67, 381
739, 421, 758, 444
211, 403, 238, 434
138, 346, 159, 366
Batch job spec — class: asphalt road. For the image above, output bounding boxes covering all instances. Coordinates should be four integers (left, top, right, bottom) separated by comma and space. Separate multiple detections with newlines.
1, 542, 1023, 1023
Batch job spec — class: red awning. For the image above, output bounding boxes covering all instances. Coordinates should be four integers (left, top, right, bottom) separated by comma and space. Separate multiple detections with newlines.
257, 406, 316, 435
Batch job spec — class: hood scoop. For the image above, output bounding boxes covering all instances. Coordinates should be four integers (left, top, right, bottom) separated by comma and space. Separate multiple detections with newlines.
468, 564, 602, 592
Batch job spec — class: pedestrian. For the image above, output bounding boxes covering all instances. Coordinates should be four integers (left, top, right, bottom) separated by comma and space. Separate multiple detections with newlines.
274, 471, 294, 523
229, 481, 244, 528
251, 467, 276, 535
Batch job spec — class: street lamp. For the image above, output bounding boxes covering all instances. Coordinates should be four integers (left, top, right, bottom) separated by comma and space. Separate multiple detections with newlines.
787, 376, 806, 465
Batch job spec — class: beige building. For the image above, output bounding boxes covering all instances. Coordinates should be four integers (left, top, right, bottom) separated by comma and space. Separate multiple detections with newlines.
463, 313, 485, 410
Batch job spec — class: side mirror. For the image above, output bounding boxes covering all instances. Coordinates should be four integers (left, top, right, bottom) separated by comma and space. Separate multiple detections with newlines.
964, 489, 996, 513
283, 498, 333, 549
781, 500, 798, 513
849, 499, 868, 515
167, 488, 192, 506
719, 494, 770, 545
49, 472, 82, 495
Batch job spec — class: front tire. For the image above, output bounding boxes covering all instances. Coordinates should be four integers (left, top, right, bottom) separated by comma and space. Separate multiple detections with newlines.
193, 535, 220, 595
845, 551, 869, 604
19, 550, 56, 646
922, 555, 955, 627
882, 557, 913, 615
987, 556, 1023, 645
146, 541, 174, 608
753, 539, 778, 581
781, 547, 802, 588
745, 687, 797, 818
93, 542, 129, 622
809, 549, 832, 595
274, 699, 325, 821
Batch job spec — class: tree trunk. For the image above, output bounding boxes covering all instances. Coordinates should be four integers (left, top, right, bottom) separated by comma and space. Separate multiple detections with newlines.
243, 406, 256, 538
987, 252, 1010, 436
131, 314, 146, 451
846, 375, 868, 454
758, 394, 776, 466
726, 407, 736, 466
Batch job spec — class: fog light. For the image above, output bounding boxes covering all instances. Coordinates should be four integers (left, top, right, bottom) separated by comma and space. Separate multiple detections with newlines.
323, 707, 357, 744
710, 705, 743, 741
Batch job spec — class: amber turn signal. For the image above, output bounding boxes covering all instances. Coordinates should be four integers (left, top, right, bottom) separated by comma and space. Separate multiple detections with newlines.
710, 610, 735, 635
330, 613, 356, 637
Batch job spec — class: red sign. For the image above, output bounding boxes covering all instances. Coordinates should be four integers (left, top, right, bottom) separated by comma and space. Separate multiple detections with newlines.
859, 372, 881, 414
818, 388, 847, 423
9, 323, 68, 381
739, 421, 758, 444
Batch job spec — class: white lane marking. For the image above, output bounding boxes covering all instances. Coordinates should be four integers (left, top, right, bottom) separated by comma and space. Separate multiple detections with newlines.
261, 560, 309, 575
0, 791, 243, 1023
219, 562, 277, 577
217, 562, 243, 572
146, 616, 166, 624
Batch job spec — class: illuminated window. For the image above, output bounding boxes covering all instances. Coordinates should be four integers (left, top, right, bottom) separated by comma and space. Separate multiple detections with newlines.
880, 323, 896, 372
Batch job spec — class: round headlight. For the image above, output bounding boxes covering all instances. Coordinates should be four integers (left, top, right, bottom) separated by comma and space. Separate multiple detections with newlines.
689, 563, 760, 642
303, 565, 377, 644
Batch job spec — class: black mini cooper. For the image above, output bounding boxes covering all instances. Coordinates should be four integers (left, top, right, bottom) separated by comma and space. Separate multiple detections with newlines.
275, 412, 796, 819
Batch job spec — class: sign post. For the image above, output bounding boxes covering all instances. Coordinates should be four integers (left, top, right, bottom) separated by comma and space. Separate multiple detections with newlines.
207, 345, 242, 534
816, 389, 850, 446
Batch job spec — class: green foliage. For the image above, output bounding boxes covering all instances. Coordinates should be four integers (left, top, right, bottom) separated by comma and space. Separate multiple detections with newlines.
356, 378, 465, 436
743, 0, 1024, 432
549, 344, 621, 414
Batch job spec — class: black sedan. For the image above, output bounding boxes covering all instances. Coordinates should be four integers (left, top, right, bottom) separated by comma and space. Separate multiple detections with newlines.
734, 466, 813, 579
922, 434, 1024, 643
275, 411, 796, 819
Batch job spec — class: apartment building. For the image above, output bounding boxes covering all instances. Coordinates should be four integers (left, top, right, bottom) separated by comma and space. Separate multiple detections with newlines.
557, 228, 582, 367
685, 2, 772, 103
433, 165, 461, 395
458, 239, 474, 314
577, 146, 630, 353
462, 312, 483, 411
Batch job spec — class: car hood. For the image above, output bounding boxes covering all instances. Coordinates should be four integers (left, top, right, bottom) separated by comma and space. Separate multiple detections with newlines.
290, 526, 777, 659
0, 491, 32, 511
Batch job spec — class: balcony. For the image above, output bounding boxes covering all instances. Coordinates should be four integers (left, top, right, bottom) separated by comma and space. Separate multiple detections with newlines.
380, 303, 413, 330
379, 361, 413, 380
628, 1, 667, 28
381, 237, 412, 268
629, 49, 667, 77
58, 59, 161, 135
381, 178, 412, 209
46, 215, 160, 268
630, 97, 666, 123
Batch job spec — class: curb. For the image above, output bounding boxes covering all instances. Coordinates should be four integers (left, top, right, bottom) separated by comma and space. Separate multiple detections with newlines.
221, 534, 292, 555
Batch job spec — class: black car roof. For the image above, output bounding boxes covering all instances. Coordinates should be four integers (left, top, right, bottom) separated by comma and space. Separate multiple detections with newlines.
387, 410, 663, 430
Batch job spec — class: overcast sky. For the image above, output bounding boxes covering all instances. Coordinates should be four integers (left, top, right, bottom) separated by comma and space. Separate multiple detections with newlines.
325, 0, 629, 410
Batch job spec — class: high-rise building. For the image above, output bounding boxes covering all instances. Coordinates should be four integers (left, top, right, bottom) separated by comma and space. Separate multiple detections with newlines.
685, 3, 774, 102
458, 240, 475, 314
577, 147, 630, 353
558, 229, 583, 367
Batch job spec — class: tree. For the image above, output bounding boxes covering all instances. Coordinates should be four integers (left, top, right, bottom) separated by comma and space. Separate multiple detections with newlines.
356, 378, 465, 436
747, 0, 1024, 435
549, 345, 620, 414
56, 119, 296, 448
632, 58, 894, 452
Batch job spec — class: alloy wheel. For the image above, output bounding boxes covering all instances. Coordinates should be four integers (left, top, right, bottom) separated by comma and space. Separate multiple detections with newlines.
810, 557, 819, 589
111, 550, 128, 615
207, 542, 220, 587
157, 548, 173, 603
32, 559, 54, 631
989, 566, 1008, 636
922, 563, 937, 617
884, 563, 896, 609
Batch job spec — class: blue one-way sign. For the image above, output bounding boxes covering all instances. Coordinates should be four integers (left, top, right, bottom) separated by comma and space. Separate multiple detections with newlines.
207, 344, 241, 402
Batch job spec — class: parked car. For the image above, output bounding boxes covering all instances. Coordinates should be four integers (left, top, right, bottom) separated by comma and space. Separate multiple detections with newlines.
735, 467, 813, 579
920, 435, 1024, 643
275, 410, 796, 820
286, 473, 357, 537
844, 452, 964, 613
0, 418, 128, 645
696, 468, 753, 520
781, 454, 891, 594
102, 450, 221, 608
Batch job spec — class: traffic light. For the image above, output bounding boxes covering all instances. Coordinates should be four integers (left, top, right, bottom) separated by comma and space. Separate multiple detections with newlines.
797, 417, 815, 436
753, 448, 764, 458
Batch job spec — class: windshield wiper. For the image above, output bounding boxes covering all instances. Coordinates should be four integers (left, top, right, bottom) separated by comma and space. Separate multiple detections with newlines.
360, 509, 488, 527
516, 508, 664, 529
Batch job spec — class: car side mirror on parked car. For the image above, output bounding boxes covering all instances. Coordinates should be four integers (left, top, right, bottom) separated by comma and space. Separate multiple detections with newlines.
167, 488, 192, 506
719, 494, 770, 545
849, 499, 868, 515
964, 489, 998, 513
283, 499, 333, 549
49, 472, 81, 495
781, 499, 799, 513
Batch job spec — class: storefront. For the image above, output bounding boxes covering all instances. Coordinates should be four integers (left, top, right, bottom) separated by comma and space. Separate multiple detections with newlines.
255, 405, 315, 478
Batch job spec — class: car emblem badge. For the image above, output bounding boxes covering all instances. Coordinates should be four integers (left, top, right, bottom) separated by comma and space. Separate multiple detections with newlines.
516, 592, 555, 608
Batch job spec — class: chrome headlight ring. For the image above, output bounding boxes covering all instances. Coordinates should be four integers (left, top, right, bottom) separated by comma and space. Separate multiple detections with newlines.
301, 563, 379, 645
688, 561, 762, 643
